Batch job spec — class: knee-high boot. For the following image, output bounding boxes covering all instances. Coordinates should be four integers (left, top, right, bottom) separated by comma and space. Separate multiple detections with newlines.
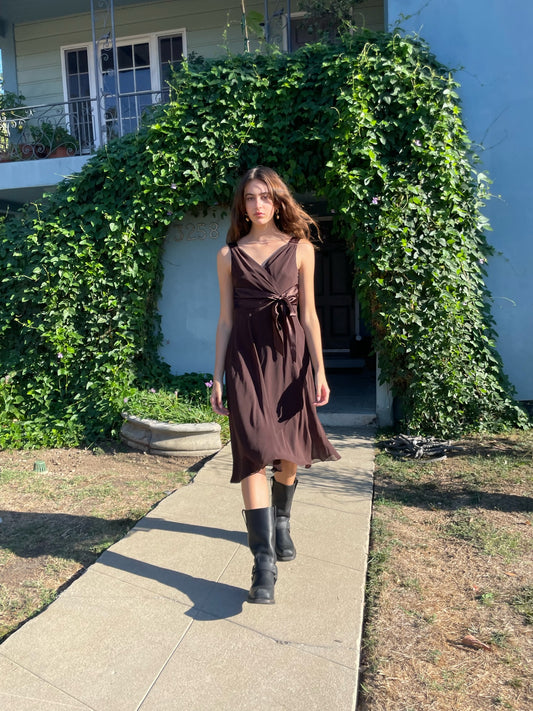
271, 477, 298, 561
243, 507, 277, 604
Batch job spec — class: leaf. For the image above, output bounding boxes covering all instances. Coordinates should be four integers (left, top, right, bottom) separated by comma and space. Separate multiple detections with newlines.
460, 635, 491, 651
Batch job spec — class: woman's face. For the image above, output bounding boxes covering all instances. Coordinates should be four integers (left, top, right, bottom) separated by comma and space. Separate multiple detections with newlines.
243, 179, 276, 227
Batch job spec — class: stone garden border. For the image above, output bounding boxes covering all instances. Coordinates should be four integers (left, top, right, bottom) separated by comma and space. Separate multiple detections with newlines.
120, 413, 222, 457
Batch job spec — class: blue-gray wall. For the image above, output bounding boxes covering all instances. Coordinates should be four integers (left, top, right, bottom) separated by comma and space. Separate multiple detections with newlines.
387, 0, 533, 400
159, 212, 228, 376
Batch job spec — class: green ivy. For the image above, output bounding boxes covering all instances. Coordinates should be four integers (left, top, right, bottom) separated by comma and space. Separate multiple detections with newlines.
0, 31, 527, 448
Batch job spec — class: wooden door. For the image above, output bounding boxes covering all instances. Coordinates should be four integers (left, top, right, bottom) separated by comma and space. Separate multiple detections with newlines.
314, 230, 355, 351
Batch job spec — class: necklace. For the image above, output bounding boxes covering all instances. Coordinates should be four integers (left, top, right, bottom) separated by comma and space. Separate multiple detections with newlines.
248, 239, 285, 245
242, 235, 288, 245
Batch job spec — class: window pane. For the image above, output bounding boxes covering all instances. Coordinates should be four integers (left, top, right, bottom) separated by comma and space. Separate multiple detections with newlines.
117, 45, 133, 69
69, 74, 80, 99
160, 63, 172, 87
139, 94, 152, 110
103, 72, 116, 94
101, 47, 114, 72
160, 37, 171, 63
79, 50, 88, 74
80, 73, 90, 98
122, 117, 137, 134
135, 67, 151, 92
120, 95, 136, 119
134, 43, 150, 67
119, 69, 134, 94
171, 36, 183, 61
159, 35, 183, 93
67, 51, 78, 75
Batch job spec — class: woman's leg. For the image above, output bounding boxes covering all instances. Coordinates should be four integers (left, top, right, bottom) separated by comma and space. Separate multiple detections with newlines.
241, 469, 270, 509
271, 460, 298, 561
240, 462, 296, 507
241, 469, 277, 604
273, 460, 297, 486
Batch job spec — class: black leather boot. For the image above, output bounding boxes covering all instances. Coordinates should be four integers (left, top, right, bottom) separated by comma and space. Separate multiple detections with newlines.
271, 477, 298, 561
244, 507, 278, 604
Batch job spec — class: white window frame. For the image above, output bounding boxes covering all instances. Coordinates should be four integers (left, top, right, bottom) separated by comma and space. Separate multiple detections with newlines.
61, 28, 187, 148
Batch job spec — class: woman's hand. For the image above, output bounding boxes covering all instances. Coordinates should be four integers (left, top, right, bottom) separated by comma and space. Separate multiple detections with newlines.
210, 380, 229, 416
314, 372, 330, 407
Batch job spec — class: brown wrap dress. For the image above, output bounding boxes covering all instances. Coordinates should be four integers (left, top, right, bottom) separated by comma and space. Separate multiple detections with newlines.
225, 237, 341, 483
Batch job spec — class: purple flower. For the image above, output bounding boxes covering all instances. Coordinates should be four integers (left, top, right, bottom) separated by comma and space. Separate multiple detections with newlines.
371, 197, 379, 205
167, 210, 173, 216
123, 397, 129, 403
149, 388, 156, 393
414, 139, 422, 147
205, 380, 213, 388
57, 352, 64, 359
170, 183, 177, 190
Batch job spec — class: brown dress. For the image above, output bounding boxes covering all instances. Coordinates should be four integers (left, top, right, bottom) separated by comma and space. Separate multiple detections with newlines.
225, 237, 341, 483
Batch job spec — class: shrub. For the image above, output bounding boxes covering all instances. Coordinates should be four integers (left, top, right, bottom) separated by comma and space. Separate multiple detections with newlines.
0, 31, 527, 448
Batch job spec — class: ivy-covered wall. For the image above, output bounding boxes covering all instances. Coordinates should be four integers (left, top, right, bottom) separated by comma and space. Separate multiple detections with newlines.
387, 0, 533, 402
0, 31, 527, 448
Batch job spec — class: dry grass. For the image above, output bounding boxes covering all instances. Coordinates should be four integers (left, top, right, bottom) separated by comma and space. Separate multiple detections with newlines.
358, 430, 533, 711
0, 444, 205, 642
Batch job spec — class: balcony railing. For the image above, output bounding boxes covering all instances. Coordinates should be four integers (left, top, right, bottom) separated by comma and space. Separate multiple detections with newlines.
0, 90, 165, 162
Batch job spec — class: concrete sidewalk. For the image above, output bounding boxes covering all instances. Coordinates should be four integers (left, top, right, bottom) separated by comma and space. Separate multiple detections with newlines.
0, 427, 375, 711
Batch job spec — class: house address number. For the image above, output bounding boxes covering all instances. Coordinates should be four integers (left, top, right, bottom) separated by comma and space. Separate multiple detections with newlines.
171, 222, 220, 242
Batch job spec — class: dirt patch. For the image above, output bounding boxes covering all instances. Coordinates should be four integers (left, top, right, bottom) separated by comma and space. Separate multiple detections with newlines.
358, 432, 533, 711
0, 443, 207, 642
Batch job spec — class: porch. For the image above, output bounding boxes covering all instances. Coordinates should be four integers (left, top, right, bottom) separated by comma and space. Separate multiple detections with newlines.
0, 90, 165, 207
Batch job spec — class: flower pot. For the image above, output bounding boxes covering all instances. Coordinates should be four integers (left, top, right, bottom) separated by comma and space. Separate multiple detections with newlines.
48, 145, 75, 158
18, 143, 49, 159
120, 413, 221, 457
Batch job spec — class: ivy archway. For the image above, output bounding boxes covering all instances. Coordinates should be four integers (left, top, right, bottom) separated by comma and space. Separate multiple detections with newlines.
0, 31, 526, 447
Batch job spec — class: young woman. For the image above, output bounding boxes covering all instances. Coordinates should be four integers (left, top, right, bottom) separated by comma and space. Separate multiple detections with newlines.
211, 166, 340, 604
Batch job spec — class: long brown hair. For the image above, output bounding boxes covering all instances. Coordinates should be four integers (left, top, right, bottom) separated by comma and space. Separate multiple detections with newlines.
226, 166, 319, 244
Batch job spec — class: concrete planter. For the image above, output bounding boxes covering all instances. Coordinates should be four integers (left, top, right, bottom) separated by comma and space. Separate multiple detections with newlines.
120, 413, 221, 457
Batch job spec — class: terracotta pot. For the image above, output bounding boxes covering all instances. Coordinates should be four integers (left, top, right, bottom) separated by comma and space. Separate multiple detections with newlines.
48, 145, 75, 158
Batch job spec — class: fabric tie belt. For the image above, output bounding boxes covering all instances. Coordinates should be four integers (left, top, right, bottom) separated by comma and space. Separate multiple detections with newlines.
234, 286, 298, 362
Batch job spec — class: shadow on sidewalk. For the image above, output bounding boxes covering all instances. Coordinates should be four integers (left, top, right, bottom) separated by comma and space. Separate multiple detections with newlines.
134, 516, 248, 546
99, 548, 248, 620
97, 515, 250, 619
1, 509, 249, 621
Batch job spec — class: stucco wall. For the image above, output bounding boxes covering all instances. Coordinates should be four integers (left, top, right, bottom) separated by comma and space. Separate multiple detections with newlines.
387, 0, 533, 400
158, 211, 228, 375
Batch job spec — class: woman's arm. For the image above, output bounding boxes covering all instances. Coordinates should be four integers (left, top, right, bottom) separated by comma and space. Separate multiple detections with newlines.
297, 240, 330, 407
211, 246, 233, 415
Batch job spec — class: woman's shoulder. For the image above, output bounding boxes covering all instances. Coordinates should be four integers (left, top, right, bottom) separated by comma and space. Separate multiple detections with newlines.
295, 237, 315, 253
217, 244, 233, 270
296, 238, 315, 269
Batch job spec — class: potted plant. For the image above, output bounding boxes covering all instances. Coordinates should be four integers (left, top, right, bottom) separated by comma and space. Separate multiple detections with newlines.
120, 377, 227, 457
0, 82, 26, 162
29, 121, 79, 158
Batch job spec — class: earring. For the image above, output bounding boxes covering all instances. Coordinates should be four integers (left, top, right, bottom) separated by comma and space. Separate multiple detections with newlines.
244, 215, 250, 222
275, 210, 280, 219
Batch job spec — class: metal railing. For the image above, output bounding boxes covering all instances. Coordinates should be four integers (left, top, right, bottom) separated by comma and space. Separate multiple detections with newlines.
0, 90, 165, 162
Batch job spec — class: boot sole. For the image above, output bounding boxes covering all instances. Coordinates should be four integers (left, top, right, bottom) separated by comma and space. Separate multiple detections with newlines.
276, 551, 296, 562
247, 596, 275, 604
